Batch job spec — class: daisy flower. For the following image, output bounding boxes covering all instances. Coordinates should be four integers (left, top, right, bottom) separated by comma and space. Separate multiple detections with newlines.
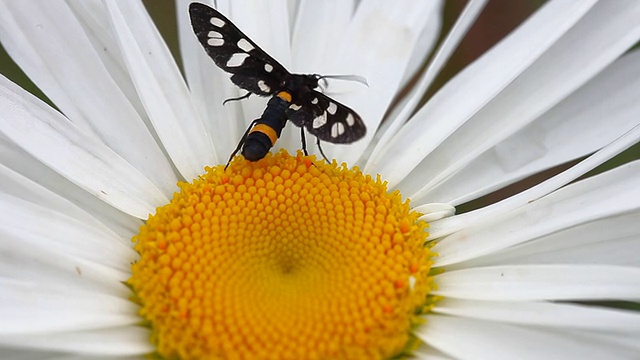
1, 0, 640, 359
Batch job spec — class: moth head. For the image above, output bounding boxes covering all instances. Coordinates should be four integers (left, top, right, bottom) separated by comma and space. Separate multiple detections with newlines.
286, 74, 322, 92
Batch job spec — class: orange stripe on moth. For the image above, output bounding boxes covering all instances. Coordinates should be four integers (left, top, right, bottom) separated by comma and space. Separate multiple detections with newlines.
277, 91, 292, 102
250, 124, 279, 145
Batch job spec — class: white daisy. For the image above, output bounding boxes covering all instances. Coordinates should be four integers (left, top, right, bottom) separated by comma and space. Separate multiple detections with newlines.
1, 0, 639, 359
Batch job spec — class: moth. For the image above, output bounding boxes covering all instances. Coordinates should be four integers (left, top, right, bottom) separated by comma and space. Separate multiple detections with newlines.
188, 3, 366, 165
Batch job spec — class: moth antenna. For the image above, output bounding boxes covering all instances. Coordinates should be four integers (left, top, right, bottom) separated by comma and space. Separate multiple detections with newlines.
317, 74, 369, 87
321, 77, 329, 89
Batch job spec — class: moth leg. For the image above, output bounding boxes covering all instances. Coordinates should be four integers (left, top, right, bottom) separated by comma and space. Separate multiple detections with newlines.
316, 137, 329, 163
226, 119, 259, 169
300, 127, 309, 156
223, 92, 251, 105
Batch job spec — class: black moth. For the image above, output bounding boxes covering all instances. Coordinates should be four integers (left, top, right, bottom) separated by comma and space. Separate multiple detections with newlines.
188, 3, 366, 166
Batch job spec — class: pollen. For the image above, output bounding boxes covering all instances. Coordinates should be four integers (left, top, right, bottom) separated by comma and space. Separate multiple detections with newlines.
129, 150, 434, 360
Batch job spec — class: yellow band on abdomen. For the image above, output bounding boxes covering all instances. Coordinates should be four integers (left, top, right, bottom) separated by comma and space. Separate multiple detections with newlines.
250, 124, 279, 145
277, 91, 292, 102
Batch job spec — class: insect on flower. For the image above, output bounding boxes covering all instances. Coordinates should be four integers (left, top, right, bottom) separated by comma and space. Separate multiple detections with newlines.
188, 3, 367, 166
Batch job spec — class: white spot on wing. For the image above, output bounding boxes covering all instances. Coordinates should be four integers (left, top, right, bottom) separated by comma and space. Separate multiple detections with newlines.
327, 102, 337, 115
264, 63, 274, 73
313, 114, 327, 129
331, 122, 345, 138
208, 38, 224, 46
226, 53, 250, 67
210, 17, 226, 27
207, 31, 224, 46
346, 113, 355, 126
311, 98, 319, 105
237, 38, 254, 52
289, 103, 301, 111
258, 80, 271, 93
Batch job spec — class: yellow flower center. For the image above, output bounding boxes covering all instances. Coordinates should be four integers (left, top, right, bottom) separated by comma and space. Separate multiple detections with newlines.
129, 150, 434, 360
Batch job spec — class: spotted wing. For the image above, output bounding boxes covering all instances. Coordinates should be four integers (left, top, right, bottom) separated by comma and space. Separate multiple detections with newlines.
286, 91, 366, 144
189, 3, 290, 96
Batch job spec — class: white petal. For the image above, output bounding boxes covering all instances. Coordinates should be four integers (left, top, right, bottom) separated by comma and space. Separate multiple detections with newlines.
0, 1, 178, 194
413, 49, 640, 205
397, 0, 444, 89
428, 126, 640, 239
365, 0, 486, 168
433, 298, 640, 331
0, 149, 140, 238
320, 1, 441, 163
456, 212, 640, 269
413, 345, 455, 360
291, 1, 355, 71
394, 0, 640, 196
229, 0, 291, 68
0, 348, 65, 360
370, 0, 600, 185
0, 326, 152, 356
0, 282, 139, 334
432, 160, 640, 265
433, 265, 640, 301
0, 195, 135, 287
413, 203, 456, 222
418, 315, 640, 360
0, 76, 168, 218
104, 0, 217, 179
65, 0, 146, 111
